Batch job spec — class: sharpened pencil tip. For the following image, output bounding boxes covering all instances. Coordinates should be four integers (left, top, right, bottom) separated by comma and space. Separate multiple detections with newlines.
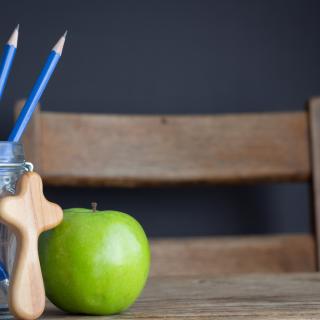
7, 25, 19, 47
63, 30, 68, 38
52, 31, 67, 55
15, 24, 19, 32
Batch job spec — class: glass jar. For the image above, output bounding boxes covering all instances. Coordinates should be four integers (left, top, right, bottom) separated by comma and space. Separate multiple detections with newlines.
0, 142, 32, 317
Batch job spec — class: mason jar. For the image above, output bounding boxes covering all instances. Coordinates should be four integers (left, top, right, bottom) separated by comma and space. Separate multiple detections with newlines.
0, 142, 32, 317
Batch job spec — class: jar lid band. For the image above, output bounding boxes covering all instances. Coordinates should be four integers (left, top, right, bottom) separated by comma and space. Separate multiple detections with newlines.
0, 161, 33, 172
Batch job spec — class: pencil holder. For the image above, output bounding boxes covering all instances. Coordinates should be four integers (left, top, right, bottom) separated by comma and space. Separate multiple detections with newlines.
0, 142, 30, 318
0, 142, 62, 319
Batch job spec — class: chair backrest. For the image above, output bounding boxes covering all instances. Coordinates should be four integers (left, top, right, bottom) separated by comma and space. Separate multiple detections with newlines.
14, 97, 320, 276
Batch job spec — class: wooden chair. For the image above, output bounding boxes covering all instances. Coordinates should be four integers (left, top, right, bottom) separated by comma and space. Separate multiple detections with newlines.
14, 97, 320, 276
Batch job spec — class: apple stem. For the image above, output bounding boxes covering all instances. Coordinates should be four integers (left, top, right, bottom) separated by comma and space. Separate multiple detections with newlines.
91, 202, 97, 213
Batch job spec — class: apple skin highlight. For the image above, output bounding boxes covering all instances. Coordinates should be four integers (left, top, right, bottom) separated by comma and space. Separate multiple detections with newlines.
38, 208, 150, 315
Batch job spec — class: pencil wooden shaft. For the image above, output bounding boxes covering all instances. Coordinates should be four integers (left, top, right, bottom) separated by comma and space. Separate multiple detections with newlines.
8, 51, 60, 142
0, 45, 16, 101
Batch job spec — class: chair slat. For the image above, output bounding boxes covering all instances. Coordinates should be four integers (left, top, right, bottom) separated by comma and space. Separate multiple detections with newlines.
17, 102, 310, 187
150, 234, 316, 276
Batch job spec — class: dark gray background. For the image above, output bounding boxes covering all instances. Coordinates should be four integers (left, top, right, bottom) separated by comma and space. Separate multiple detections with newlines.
0, 0, 317, 237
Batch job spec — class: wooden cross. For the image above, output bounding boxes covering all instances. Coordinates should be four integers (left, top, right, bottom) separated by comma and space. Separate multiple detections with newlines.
0, 172, 63, 320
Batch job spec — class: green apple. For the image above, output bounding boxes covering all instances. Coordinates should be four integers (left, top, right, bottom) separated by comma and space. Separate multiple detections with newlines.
38, 204, 150, 315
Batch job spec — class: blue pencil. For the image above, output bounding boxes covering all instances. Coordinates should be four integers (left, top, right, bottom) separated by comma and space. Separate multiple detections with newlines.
0, 25, 19, 102
8, 31, 67, 142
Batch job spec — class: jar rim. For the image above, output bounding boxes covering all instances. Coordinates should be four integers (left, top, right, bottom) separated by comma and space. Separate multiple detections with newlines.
0, 142, 22, 145
0, 142, 25, 165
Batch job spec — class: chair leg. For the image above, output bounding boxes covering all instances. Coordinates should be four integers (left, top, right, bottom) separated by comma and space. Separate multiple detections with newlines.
307, 97, 320, 270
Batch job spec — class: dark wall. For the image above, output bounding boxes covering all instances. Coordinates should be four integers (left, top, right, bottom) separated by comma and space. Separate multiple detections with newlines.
0, 0, 317, 237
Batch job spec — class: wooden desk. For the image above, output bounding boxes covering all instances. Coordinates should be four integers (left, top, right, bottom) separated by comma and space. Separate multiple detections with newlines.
44, 273, 320, 319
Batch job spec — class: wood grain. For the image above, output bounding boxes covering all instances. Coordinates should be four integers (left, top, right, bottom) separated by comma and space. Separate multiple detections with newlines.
0, 172, 63, 320
15, 101, 310, 187
43, 273, 320, 319
150, 234, 316, 276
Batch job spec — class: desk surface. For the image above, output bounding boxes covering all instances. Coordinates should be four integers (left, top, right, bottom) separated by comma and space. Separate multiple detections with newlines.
43, 273, 320, 319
